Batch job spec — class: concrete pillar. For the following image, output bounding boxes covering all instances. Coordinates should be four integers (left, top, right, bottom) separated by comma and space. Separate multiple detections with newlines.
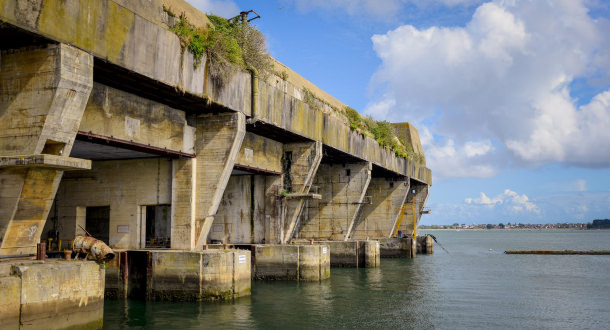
299, 162, 371, 240
190, 112, 246, 249
281, 141, 322, 243
0, 44, 93, 256
351, 177, 410, 240
171, 158, 197, 249
264, 175, 282, 244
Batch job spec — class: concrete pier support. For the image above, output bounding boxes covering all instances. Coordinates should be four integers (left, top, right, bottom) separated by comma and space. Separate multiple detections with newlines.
299, 162, 372, 240
252, 244, 330, 281
0, 260, 104, 329
314, 240, 380, 268
351, 177, 410, 240
105, 249, 251, 301
378, 238, 414, 258
0, 44, 93, 256
170, 112, 246, 250
282, 141, 322, 243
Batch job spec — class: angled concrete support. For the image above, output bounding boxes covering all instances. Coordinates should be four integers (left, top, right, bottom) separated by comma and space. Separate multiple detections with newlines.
399, 182, 430, 239
281, 141, 322, 244
0, 44, 93, 256
193, 113, 246, 249
350, 177, 410, 240
299, 162, 372, 240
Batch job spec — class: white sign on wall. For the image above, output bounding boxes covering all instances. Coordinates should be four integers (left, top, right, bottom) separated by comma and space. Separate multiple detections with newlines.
239, 255, 247, 264
117, 225, 129, 233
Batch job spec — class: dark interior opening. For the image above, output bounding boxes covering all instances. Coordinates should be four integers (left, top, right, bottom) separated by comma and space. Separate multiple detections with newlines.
145, 205, 171, 248
86, 206, 110, 244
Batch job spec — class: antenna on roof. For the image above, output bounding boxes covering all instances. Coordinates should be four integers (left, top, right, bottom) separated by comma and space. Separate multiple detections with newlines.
232, 10, 260, 24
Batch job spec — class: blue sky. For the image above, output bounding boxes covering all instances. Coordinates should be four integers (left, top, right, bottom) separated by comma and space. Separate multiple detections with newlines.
187, 0, 610, 225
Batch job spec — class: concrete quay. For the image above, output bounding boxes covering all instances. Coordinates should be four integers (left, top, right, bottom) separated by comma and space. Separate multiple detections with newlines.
296, 240, 380, 268
0, 259, 105, 330
251, 244, 330, 281
105, 249, 250, 301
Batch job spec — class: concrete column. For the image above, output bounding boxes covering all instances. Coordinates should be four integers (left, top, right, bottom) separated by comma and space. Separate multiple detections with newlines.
193, 112, 246, 249
264, 175, 282, 244
281, 141, 322, 244
299, 162, 372, 240
171, 158, 196, 249
351, 177, 410, 240
0, 44, 93, 256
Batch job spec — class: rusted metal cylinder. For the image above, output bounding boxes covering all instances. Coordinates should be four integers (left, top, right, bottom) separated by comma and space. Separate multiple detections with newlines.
72, 235, 115, 262
36, 242, 46, 261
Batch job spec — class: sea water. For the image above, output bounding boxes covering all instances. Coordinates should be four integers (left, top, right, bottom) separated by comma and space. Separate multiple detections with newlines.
103, 230, 610, 329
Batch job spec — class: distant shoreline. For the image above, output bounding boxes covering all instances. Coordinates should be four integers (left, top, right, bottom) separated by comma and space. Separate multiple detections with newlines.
419, 228, 599, 231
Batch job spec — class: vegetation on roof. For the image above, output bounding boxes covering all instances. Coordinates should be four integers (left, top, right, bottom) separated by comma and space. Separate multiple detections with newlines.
164, 7, 423, 164
164, 6, 271, 85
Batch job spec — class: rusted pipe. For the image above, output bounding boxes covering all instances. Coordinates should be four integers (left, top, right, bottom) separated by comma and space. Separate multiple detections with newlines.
72, 236, 115, 262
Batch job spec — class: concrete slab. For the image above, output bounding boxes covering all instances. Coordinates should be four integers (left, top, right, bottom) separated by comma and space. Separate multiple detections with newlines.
0, 155, 92, 170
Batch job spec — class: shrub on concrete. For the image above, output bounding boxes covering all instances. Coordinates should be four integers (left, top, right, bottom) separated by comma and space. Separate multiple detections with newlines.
165, 7, 271, 85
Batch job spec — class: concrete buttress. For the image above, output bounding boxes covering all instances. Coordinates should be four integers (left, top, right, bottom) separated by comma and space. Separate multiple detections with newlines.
0, 44, 93, 256
400, 182, 430, 240
281, 141, 322, 243
194, 113, 246, 249
351, 177, 410, 240
299, 162, 372, 240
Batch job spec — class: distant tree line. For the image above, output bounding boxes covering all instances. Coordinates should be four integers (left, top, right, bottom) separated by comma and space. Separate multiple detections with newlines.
588, 219, 610, 229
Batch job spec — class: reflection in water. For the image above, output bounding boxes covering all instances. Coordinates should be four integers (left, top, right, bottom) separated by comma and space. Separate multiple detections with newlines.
104, 231, 610, 329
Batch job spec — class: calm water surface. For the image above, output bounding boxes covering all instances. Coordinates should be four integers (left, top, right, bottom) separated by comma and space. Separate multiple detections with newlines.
104, 230, 610, 329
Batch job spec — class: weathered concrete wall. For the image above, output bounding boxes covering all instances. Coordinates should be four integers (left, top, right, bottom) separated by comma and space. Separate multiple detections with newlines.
148, 250, 250, 301
299, 162, 371, 240
252, 244, 330, 281
392, 122, 426, 166
379, 238, 414, 258
51, 158, 172, 249
235, 132, 282, 174
0, 260, 104, 329
417, 235, 434, 254
80, 83, 195, 154
255, 78, 431, 183
313, 240, 380, 268
282, 142, 322, 243
352, 177, 410, 239
398, 182, 429, 239
105, 249, 250, 301
0, 0, 430, 184
0, 44, 93, 255
193, 113, 246, 248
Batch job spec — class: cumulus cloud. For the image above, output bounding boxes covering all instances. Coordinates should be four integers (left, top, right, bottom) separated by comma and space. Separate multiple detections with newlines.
186, 0, 240, 18
466, 189, 539, 213
366, 0, 610, 179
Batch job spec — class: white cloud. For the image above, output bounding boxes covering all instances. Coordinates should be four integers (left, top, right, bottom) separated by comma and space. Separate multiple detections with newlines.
186, 0, 240, 18
367, 0, 610, 179
465, 189, 539, 213
465, 192, 502, 207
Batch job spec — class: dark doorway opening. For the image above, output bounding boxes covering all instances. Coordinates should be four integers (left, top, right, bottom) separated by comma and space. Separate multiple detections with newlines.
86, 206, 110, 244
145, 205, 171, 248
